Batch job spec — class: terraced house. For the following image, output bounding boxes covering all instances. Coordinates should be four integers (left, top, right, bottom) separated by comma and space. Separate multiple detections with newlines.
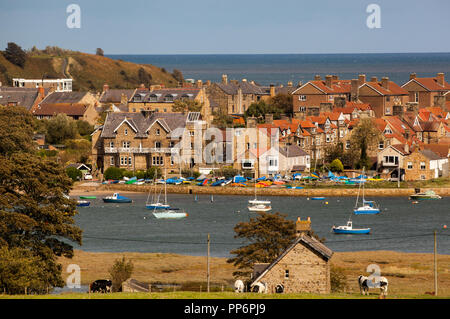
91, 111, 207, 175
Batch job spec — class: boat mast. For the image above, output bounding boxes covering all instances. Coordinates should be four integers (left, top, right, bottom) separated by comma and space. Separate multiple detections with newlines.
164, 168, 167, 205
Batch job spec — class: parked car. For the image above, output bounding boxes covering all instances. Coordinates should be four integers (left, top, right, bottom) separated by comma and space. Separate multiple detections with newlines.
84, 174, 93, 180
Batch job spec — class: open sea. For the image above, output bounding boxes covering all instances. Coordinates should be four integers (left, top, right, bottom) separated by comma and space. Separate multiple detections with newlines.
73, 194, 450, 257
107, 53, 450, 85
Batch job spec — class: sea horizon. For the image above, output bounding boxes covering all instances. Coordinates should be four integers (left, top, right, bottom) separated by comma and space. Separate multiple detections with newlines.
106, 52, 450, 86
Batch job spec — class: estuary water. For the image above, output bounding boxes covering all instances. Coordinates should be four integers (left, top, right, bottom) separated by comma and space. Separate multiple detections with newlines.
73, 193, 450, 257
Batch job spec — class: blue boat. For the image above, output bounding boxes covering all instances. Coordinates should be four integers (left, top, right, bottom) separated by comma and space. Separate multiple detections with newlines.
146, 203, 170, 210
102, 193, 132, 203
332, 220, 371, 234
354, 200, 380, 214
311, 197, 326, 200
76, 200, 90, 207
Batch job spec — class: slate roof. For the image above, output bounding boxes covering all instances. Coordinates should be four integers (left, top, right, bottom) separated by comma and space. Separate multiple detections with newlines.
41, 91, 89, 104
279, 144, 309, 158
0, 89, 40, 110
99, 89, 136, 103
216, 81, 264, 95
100, 112, 189, 138
131, 88, 200, 103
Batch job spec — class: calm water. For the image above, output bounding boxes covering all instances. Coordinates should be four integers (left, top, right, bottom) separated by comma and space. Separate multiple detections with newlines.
107, 53, 450, 85
73, 194, 450, 257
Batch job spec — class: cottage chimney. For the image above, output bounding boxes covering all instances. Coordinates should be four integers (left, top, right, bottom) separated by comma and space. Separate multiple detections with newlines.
314, 75, 321, 81
296, 217, 311, 236
196, 79, 203, 88
437, 73, 445, 87
410, 73, 417, 80
381, 77, 389, 90
270, 84, 276, 97
206, 80, 211, 86
351, 79, 359, 101
287, 81, 293, 87
371, 76, 378, 82
251, 80, 256, 85
103, 83, 110, 92
332, 75, 339, 81
297, 81, 303, 87
325, 75, 333, 88
404, 143, 410, 154
242, 78, 247, 82
265, 113, 273, 124
358, 74, 366, 86
405, 128, 410, 140
222, 74, 228, 85
38, 87, 45, 99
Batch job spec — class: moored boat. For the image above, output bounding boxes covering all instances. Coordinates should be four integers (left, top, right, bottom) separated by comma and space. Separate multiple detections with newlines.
409, 189, 442, 200
79, 195, 97, 199
102, 193, 132, 203
311, 197, 326, 200
332, 220, 371, 234
152, 210, 188, 219
248, 204, 272, 212
76, 200, 90, 207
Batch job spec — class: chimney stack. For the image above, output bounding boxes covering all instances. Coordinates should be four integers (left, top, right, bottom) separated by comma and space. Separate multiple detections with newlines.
325, 75, 333, 88
332, 75, 339, 81
103, 83, 110, 92
351, 79, 359, 102
296, 217, 311, 236
38, 87, 45, 99
358, 74, 366, 86
196, 79, 203, 88
381, 77, 389, 90
287, 81, 293, 87
270, 84, 276, 97
314, 75, 321, 81
437, 73, 445, 86
222, 74, 228, 85
206, 80, 211, 86
410, 73, 417, 80
371, 76, 378, 82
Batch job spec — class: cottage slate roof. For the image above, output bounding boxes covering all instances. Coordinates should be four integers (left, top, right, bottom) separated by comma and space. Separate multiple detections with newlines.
100, 112, 188, 138
279, 144, 309, 158
99, 89, 136, 103
0, 89, 39, 110
130, 88, 200, 103
41, 91, 89, 104
251, 234, 333, 285
216, 81, 264, 95
420, 149, 442, 160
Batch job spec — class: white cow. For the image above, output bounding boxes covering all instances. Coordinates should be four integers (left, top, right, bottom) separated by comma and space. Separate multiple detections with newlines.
251, 282, 267, 293
234, 280, 244, 293
358, 275, 388, 296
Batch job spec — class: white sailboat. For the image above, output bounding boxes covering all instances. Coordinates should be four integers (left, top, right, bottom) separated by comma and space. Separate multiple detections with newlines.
146, 170, 170, 210
353, 168, 380, 215
248, 180, 271, 205
248, 180, 271, 212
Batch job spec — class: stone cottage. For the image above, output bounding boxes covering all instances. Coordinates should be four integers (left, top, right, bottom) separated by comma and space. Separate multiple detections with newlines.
250, 217, 333, 294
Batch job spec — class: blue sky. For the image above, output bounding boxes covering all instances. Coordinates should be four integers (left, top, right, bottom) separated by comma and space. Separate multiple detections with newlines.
0, 0, 449, 54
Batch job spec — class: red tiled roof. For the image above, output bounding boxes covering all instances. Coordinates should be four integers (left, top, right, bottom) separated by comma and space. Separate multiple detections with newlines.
345, 101, 372, 110
362, 81, 409, 96
33, 103, 88, 116
409, 77, 450, 91
306, 80, 352, 94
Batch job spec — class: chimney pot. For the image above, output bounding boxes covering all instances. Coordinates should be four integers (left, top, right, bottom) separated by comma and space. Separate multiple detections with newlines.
371, 76, 378, 82
222, 74, 228, 85
437, 73, 445, 86
410, 73, 417, 80
358, 74, 366, 86
314, 75, 321, 81
381, 77, 389, 89
287, 81, 293, 87
103, 83, 110, 92
325, 75, 332, 88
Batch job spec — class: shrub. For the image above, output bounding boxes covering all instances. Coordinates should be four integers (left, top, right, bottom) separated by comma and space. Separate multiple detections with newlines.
108, 257, 134, 292
104, 167, 123, 180
66, 166, 82, 181
329, 159, 344, 172
330, 265, 348, 292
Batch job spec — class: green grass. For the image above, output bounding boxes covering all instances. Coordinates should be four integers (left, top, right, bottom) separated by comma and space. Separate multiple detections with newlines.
0, 292, 447, 299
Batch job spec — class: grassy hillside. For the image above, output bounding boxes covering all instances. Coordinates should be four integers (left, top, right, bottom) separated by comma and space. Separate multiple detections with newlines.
0, 49, 179, 91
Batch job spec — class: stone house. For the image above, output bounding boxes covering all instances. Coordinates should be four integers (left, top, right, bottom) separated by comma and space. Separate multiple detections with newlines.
91, 111, 207, 175
250, 217, 333, 294
0, 86, 48, 110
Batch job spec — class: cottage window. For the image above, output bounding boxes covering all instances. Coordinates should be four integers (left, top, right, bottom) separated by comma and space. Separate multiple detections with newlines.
124, 128, 128, 136
152, 156, 163, 166
110, 157, 114, 166
156, 128, 160, 136
378, 141, 384, 149
285, 270, 290, 279
407, 162, 413, 169
346, 141, 350, 149
120, 156, 126, 166
123, 141, 130, 149
420, 162, 426, 170
165, 94, 174, 102
421, 175, 426, 180
149, 94, 158, 102
300, 106, 306, 112
299, 95, 306, 101
109, 141, 114, 148
170, 157, 174, 166
414, 92, 419, 103
169, 141, 175, 148
190, 131, 195, 136
128, 156, 132, 166
326, 134, 331, 143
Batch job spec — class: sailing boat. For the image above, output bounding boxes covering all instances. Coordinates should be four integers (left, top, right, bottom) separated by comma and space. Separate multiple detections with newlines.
145, 170, 170, 210
248, 179, 271, 212
248, 180, 271, 205
151, 168, 188, 219
353, 168, 380, 215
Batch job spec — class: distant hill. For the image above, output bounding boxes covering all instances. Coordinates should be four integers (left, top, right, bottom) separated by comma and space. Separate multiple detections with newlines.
0, 48, 181, 91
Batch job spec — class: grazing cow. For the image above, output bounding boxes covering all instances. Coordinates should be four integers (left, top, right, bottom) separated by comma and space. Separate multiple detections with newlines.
251, 282, 267, 293
90, 279, 112, 293
234, 280, 244, 293
358, 275, 388, 296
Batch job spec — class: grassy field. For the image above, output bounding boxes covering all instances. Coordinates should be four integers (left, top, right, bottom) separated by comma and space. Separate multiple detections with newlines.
45, 250, 450, 299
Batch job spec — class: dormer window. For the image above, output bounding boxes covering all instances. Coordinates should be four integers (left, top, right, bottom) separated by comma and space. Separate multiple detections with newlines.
149, 94, 158, 102
384, 126, 392, 134
134, 95, 141, 102
165, 94, 174, 102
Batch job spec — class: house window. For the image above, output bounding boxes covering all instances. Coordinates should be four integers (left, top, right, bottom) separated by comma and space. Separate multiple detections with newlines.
383, 156, 399, 165
300, 106, 306, 112
110, 157, 114, 165
155, 141, 161, 148
414, 92, 419, 103
346, 140, 350, 149
421, 175, 426, 180
407, 161, 413, 169
152, 156, 163, 166
285, 270, 290, 279
386, 96, 391, 102
124, 128, 128, 136
149, 94, 158, 102
420, 162, 426, 170
128, 156, 132, 166
122, 141, 130, 149
165, 94, 174, 102
269, 157, 278, 167
326, 134, 331, 143
246, 143, 250, 150
385, 107, 391, 115
109, 141, 114, 148
299, 95, 306, 101
169, 141, 175, 148
170, 157, 174, 166
378, 141, 384, 149
120, 156, 127, 166
328, 95, 334, 101
156, 128, 160, 136
339, 130, 344, 138
190, 131, 195, 136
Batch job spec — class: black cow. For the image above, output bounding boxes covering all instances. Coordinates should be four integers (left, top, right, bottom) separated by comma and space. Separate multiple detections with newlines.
358, 275, 388, 296
90, 279, 112, 293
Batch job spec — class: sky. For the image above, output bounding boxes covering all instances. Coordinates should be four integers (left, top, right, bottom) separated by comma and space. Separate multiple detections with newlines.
0, 0, 449, 55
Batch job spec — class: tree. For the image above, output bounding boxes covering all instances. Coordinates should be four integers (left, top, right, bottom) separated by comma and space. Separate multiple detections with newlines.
76, 120, 94, 137
96, 48, 104, 56
0, 106, 36, 155
329, 159, 344, 172
350, 118, 381, 169
3, 42, 27, 68
172, 99, 203, 113
227, 212, 297, 278
104, 167, 123, 180
138, 67, 152, 87
66, 166, 82, 181
0, 106, 82, 294
44, 114, 78, 144
269, 93, 293, 116
108, 257, 134, 292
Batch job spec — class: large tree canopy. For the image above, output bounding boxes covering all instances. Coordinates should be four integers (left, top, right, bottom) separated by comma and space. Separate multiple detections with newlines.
0, 106, 82, 294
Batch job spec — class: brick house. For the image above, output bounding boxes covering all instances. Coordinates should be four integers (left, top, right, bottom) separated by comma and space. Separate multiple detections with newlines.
402, 73, 450, 109
250, 217, 333, 294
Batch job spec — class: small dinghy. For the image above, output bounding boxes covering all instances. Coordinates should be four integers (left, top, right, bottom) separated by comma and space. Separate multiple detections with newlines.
102, 193, 132, 203
248, 204, 272, 212
332, 220, 370, 234
76, 200, 90, 207
311, 197, 326, 200
79, 195, 97, 199
152, 209, 188, 219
